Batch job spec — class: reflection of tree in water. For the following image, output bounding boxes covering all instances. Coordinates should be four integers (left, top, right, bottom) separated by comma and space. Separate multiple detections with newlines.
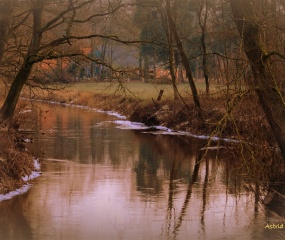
107, 128, 127, 166
90, 125, 111, 164
265, 186, 285, 218
0, 195, 33, 240
165, 147, 202, 239
164, 145, 257, 240
200, 157, 209, 236
133, 133, 203, 198
132, 131, 285, 239
135, 141, 162, 196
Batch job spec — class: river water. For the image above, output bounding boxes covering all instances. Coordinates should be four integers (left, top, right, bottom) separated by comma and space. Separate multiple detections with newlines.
0, 101, 284, 240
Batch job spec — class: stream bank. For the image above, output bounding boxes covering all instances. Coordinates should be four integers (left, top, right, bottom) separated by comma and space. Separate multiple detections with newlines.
0, 85, 281, 198
23, 87, 283, 200
0, 130, 40, 196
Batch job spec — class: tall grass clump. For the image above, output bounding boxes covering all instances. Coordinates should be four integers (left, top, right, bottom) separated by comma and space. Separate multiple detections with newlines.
0, 101, 35, 194
0, 134, 34, 194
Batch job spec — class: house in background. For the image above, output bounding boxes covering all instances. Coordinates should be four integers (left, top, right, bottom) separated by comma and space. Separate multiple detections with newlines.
33, 43, 183, 83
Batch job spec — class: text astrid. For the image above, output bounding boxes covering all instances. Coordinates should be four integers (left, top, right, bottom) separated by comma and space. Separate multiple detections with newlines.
265, 224, 284, 229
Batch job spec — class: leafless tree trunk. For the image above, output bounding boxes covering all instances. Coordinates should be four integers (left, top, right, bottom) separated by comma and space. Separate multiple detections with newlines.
165, 0, 203, 122
164, 7, 179, 100
144, 54, 149, 83
229, 0, 285, 164
168, 34, 179, 100
198, 0, 210, 95
0, 0, 44, 125
0, 0, 133, 124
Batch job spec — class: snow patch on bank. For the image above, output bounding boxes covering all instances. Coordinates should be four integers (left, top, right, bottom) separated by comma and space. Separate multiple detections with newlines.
22, 159, 41, 181
0, 159, 41, 202
19, 109, 32, 114
22, 98, 126, 119
113, 120, 172, 132
23, 98, 237, 142
113, 120, 152, 130
0, 185, 31, 201
97, 110, 126, 119
113, 120, 238, 143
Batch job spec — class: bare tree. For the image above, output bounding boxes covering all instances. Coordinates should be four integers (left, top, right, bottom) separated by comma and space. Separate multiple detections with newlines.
197, 0, 210, 95
0, 0, 136, 125
165, 0, 203, 122
229, 0, 285, 165
0, 0, 45, 124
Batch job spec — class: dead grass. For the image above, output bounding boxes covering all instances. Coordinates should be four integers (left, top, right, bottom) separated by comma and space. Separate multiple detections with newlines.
0, 95, 36, 195
0, 132, 34, 194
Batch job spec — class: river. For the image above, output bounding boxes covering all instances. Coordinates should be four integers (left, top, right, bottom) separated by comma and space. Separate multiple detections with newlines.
0, 101, 284, 240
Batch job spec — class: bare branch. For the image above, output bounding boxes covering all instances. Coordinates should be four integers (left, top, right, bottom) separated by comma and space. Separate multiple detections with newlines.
41, 0, 93, 32
11, 11, 32, 33
74, 2, 135, 23
38, 33, 162, 52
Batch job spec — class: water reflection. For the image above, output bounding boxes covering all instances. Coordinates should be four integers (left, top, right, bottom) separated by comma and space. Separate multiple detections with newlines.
0, 102, 285, 239
0, 195, 33, 240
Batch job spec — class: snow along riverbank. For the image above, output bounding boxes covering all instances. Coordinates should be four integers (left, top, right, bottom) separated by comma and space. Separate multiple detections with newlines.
0, 159, 41, 202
